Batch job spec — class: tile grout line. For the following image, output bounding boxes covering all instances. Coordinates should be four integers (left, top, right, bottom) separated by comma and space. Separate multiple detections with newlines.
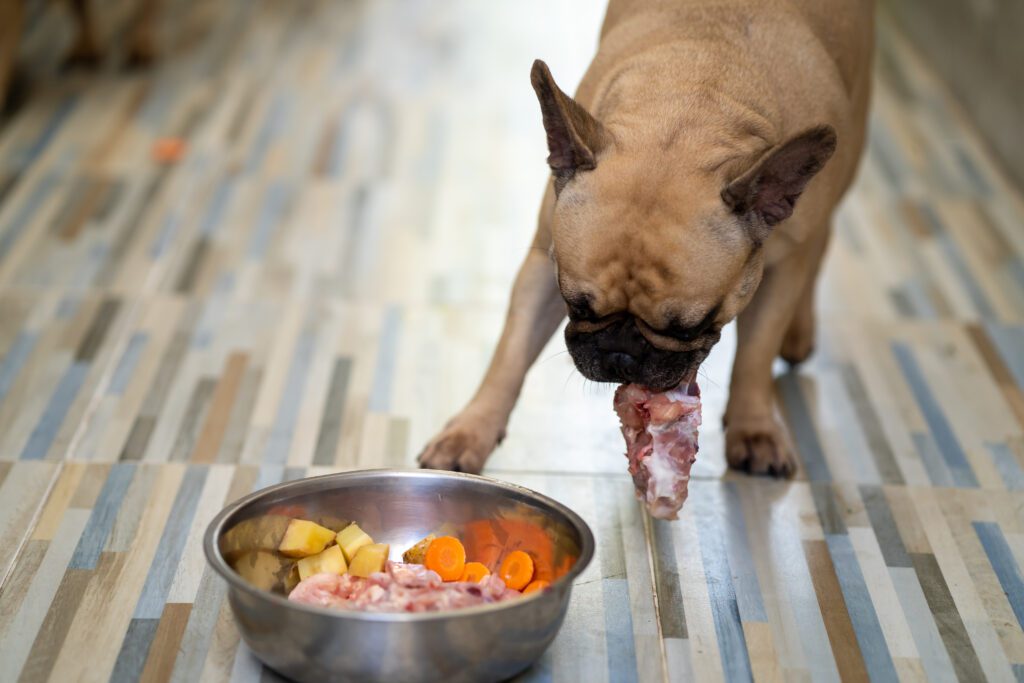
640, 506, 673, 683
0, 466, 63, 594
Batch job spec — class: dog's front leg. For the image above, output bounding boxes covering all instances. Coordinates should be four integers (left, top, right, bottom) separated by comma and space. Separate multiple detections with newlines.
127, 0, 161, 66
64, 0, 102, 68
724, 231, 827, 476
419, 191, 565, 473
0, 1, 23, 110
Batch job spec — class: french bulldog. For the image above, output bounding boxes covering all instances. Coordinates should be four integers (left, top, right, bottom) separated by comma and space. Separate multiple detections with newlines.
62, 0, 162, 68
0, 0, 160, 97
419, 0, 873, 476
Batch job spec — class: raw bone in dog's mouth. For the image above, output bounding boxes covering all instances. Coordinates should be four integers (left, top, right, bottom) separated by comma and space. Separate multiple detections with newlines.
613, 382, 701, 520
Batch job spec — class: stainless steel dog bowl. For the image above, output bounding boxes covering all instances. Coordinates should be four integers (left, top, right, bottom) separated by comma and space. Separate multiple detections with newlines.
203, 469, 595, 683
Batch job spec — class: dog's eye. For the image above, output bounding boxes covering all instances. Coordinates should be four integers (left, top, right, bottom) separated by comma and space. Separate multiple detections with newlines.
566, 299, 598, 321
661, 305, 721, 341
569, 304, 592, 320
669, 327, 710, 342
660, 325, 703, 342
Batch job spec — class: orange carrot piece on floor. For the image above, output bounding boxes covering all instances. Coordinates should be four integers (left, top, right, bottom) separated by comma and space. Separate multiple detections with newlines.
424, 536, 466, 581
498, 550, 534, 591
152, 137, 187, 164
459, 561, 490, 583
523, 579, 549, 594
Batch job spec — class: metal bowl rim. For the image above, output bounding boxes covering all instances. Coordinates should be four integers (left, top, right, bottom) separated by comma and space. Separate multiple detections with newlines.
202, 468, 596, 622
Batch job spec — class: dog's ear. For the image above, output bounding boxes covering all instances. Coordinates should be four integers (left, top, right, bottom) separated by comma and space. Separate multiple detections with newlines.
721, 125, 837, 240
531, 59, 606, 191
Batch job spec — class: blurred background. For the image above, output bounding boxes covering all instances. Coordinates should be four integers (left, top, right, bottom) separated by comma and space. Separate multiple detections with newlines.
886, 0, 1024, 189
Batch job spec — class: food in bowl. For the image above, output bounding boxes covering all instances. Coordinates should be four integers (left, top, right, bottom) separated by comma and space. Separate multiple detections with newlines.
288, 526, 548, 612
289, 561, 521, 612
279, 519, 338, 558
402, 533, 435, 564
297, 544, 347, 580
222, 513, 566, 614
336, 523, 375, 561
614, 382, 702, 520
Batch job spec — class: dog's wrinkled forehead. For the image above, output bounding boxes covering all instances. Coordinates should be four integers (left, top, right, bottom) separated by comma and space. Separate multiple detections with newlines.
549, 166, 752, 324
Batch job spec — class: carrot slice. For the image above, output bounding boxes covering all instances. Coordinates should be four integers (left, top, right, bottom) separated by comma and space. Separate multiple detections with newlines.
498, 520, 554, 581
498, 550, 534, 590
463, 518, 556, 580
523, 579, 550, 594
459, 561, 490, 583
424, 536, 466, 581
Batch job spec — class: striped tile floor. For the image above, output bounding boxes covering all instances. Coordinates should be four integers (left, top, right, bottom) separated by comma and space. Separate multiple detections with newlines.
1, 0, 1023, 681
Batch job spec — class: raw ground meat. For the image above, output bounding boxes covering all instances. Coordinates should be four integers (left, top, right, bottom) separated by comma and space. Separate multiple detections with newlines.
288, 561, 521, 613
613, 382, 701, 520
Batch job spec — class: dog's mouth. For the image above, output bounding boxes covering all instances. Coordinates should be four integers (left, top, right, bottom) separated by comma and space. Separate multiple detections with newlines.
563, 314, 716, 390
594, 360, 700, 392
565, 341, 706, 390
637, 371, 700, 394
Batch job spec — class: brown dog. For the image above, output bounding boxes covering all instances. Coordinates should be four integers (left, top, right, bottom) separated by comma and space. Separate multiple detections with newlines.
0, 0, 160, 107
62, 0, 161, 68
420, 0, 873, 477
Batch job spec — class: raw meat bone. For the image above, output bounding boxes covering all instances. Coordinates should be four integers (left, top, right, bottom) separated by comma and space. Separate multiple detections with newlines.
613, 383, 701, 520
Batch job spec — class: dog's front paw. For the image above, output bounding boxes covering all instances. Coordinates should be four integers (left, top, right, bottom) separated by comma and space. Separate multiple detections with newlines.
724, 412, 799, 477
417, 412, 506, 474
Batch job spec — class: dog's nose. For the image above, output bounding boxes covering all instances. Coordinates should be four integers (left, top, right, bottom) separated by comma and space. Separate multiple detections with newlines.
603, 351, 637, 379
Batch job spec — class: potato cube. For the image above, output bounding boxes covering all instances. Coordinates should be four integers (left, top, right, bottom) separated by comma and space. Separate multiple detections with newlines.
336, 523, 374, 562
278, 519, 337, 558
296, 544, 347, 581
348, 543, 390, 577
402, 534, 436, 565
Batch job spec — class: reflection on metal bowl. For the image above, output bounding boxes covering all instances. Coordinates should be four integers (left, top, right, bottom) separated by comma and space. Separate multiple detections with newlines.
203, 469, 595, 683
